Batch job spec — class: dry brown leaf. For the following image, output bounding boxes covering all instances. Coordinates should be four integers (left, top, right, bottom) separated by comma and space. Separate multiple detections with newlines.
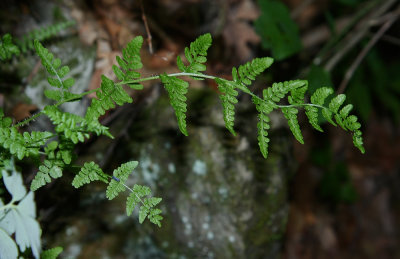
223, 0, 260, 61
11, 103, 38, 121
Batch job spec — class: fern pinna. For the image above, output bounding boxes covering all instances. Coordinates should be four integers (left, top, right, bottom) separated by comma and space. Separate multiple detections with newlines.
0, 32, 365, 229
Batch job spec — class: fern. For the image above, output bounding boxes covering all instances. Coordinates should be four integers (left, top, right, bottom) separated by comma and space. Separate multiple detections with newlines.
16, 21, 75, 53
31, 160, 63, 191
126, 185, 163, 227
34, 40, 75, 90
112, 36, 144, 90
177, 33, 212, 78
72, 161, 108, 188
216, 78, 238, 135
305, 87, 334, 132
0, 113, 52, 159
106, 161, 139, 200
43, 106, 88, 144
252, 96, 273, 158
85, 75, 133, 122
160, 74, 189, 136
306, 88, 365, 153
0, 34, 20, 61
232, 57, 273, 89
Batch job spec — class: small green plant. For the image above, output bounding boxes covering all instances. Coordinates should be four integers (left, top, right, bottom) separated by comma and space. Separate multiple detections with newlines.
0, 31, 365, 234
0, 20, 75, 61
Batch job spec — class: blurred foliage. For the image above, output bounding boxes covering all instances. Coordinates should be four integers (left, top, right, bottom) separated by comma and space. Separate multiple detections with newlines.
311, 145, 358, 204
254, 0, 302, 60
346, 49, 400, 123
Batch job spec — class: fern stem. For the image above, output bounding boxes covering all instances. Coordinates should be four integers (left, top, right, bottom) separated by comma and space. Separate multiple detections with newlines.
117, 72, 216, 85
13, 88, 98, 128
277, 103, 327, 110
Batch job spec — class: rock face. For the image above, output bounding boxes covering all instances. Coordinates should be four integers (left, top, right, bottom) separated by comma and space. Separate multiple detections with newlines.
46, 89, 294, 259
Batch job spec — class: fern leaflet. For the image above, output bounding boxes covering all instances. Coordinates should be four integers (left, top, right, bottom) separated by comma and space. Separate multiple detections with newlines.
177, 33, 212, 78
215, 78, 238, 135
126, 185, 163, 227
17, 20, 75, 53
44, 106, 88, 144
0, 34, 20, 61
85, 75, 133, 122
160, 74, 189, 136
112, 36, 144, 90
34, 40, 75, 90
252, 96, 273, 158
31, 159, 63, 191
106, 161, 139, 200
0, 111, 52, 159
282, 107, 304, 144
232, 57, 273, 89
72, 161, 109, 188
304, 87, 334, 132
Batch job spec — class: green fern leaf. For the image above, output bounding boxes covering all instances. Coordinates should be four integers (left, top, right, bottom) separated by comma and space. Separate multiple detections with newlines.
72, 161, 109, 188
282, 107, 304, 144
0, 122, 52, 160
0, 34, 20, 61
216, 78, 238, 135
44, 106, 88, 144
126, 184, 151, 216
138, 198, 163, 225
252, 96, 273, 158
232, 57, 273, 87
85, 75, 133, 121
41, 246, 63, 259
106, 161, 139, 200
34, 40, 75, 90
17, 20, 75, 53
305, 87, 334, 131
112, 36, 144, 89
31, 160, 63, 191
148, 208, 163, 227
160, 74, 189, 136
177, 33, 212, 78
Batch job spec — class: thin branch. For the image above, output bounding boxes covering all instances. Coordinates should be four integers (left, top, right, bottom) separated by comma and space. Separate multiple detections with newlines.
337, 12, 399, 94
140, 0, 153, 54
324, 0, 397, 72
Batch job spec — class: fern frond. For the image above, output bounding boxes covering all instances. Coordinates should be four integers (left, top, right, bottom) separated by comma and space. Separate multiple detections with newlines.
0, 34, 20, 61
72, 161, 109, 188
252, 96, 273, 158
106, 161, 139, 200
44, 106, 88, 144
85, 75, 133, 121
125, 184, 163, 226
282, 107, 304, 144
232, 57, 273, 87
305, 87, 334, 131
177, 33, 212, 78
215, 78, 238, 135
31, 159, 63, 191
160, 74, 189, 136
34, 40, 75, 90
0, 114, 52, 159
126, 185, 151, 216
112, 36, 144, 90
17, 20, 75, 53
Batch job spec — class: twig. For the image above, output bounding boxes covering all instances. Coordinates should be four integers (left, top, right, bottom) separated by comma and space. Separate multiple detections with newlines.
337, 12, 399, 94
324, 0, 396, 72
140, 0, 153, 54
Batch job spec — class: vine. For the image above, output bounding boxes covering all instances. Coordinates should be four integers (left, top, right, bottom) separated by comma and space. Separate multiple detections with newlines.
0, 32, 365, 233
